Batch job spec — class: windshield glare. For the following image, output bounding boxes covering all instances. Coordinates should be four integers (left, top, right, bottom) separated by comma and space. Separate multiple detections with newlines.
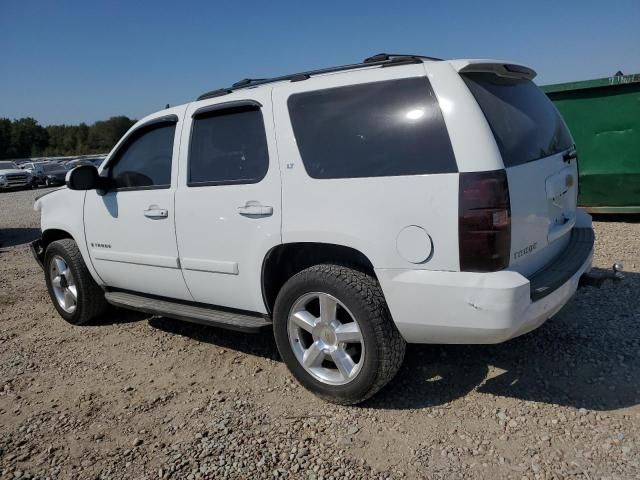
0, 162, 18, 170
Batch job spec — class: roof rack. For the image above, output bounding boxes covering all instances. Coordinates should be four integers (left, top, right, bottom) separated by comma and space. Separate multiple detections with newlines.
196, 53, 441, 101
232, 78, 266, 88
363, 53, 443, 63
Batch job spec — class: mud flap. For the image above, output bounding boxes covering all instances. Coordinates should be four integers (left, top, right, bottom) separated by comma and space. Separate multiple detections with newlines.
30, 239, 44, 269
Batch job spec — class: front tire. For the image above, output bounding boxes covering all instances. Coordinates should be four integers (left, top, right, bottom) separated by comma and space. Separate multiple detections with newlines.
273, 264, 406, 405
44, 239, 108, 325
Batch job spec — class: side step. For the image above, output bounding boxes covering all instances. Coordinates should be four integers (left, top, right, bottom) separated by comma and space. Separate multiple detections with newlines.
104, 291, 272, 333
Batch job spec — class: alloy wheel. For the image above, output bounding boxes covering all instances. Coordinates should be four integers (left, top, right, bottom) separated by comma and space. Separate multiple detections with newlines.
49, 255, 77, 314
287, 292, 364, 385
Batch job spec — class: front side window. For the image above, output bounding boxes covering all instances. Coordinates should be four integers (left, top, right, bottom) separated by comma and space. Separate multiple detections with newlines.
188, 105, 269, 186
109, 122, 176, 189
287, 77, 457, 179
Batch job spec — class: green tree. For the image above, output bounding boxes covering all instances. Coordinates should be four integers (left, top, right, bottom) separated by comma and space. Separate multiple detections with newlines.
9, 118, 48, 158
87, 116, 135, 152
0, 116, 136, 159
0, 118, 12, 159
76, 123, 89, 153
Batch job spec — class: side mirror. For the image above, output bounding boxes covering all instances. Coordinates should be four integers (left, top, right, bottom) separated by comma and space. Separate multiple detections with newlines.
66, 165, 100, 190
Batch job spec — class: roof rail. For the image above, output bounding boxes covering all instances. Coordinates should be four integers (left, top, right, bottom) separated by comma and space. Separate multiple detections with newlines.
232, 78, 266, 88
197, 54, 440, 101
363, 52, 443, 63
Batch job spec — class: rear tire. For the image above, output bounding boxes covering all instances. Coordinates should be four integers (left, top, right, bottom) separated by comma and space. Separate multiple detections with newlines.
44, 239, 108, 325
273, 264, 406, 405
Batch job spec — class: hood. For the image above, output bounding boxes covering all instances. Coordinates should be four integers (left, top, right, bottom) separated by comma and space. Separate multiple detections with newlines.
34, 186, 68, 211
0, 168, 28, 175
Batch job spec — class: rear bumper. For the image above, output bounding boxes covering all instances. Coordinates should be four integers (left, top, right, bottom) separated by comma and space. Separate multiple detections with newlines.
377, 227, 594, 344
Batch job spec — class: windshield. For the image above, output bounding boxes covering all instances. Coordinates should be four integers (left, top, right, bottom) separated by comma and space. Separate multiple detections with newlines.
462, 73, 573, 167
0, 161, 18, 170
43, 163, 61, 173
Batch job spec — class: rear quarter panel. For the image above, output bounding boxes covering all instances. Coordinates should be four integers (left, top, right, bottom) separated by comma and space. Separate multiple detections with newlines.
272, 63, 460, 271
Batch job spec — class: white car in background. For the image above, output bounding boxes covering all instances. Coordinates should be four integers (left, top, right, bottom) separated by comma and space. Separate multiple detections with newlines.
31, 54, 620, 404
0, 160, 32, 190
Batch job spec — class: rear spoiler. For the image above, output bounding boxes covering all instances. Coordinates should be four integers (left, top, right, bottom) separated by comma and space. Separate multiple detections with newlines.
450, 60, 537, 80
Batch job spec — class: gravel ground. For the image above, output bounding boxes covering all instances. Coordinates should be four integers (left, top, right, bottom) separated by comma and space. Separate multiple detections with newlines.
0, 187, 638, 480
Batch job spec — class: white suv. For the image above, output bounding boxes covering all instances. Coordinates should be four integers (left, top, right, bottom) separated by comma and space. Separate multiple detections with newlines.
32, 54, 600, 404
0, 161, 32, 190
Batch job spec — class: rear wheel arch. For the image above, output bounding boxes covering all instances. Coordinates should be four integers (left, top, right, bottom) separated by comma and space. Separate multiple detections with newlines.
261, 242, 377, 314
272, 263, 406, 404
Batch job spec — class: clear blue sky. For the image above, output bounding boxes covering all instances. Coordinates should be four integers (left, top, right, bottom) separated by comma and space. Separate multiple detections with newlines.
1, 0, 639, 126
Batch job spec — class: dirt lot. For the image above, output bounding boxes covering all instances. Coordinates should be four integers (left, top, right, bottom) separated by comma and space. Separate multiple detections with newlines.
1, 187, 638, 480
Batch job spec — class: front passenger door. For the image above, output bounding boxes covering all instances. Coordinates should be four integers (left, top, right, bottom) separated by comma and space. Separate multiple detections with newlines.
84, 110, 193, 301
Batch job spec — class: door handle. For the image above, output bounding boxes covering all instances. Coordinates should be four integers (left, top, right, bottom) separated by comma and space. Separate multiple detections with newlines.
237, 202, 273, 217
144, 206, 168, 219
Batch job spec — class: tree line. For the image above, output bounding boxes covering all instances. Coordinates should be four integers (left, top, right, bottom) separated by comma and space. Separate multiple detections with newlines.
0, 116, 136, 160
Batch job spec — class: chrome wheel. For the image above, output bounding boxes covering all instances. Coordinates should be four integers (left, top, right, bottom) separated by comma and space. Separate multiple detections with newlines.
49, 255, 77, 314
287, 292, 364, 385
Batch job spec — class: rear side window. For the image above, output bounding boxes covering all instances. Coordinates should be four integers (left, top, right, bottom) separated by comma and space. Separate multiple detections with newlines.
287, 77, 457, 179
188, 106, 269, 186
462, 73, 573, 167
109, 123, 175, 189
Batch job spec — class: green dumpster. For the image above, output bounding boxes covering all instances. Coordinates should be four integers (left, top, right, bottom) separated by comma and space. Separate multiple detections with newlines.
542, 74, 640, 213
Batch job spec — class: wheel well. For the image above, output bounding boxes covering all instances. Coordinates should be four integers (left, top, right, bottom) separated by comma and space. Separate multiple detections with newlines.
42, 229, 73, 250
261, 243, 375, 314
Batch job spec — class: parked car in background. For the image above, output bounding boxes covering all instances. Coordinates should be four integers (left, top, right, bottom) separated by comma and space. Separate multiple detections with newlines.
40, 162, 69, 187
0, 160, 32, 190
21, 161, 48, 187
90, 157, 106, 168
65, 159, 96, 170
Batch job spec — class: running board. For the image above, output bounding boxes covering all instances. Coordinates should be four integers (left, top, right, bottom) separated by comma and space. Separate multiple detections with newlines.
104, 291, 271, 333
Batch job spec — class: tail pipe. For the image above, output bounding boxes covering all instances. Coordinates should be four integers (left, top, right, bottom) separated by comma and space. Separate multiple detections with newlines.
579, 263, 624, 289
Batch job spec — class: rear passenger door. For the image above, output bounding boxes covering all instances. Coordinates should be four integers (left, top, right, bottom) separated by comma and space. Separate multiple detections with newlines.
174, 92, 281, 313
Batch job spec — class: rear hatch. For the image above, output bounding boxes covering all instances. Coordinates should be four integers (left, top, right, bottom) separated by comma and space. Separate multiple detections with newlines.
461, 69, 578, 276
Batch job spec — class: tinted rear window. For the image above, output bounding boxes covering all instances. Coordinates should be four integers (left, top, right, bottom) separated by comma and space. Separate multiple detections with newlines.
287, 77, 456, 179
462, 73, 573, 167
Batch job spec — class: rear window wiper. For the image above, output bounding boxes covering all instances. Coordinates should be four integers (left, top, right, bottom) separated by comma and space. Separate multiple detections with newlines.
563, 147, 577, 163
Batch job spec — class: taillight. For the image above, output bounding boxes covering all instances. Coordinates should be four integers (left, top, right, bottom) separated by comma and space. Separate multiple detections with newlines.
459, 169, 511, 272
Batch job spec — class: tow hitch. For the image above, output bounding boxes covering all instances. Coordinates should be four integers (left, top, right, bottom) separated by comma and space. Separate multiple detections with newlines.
579, 263, 624, 289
